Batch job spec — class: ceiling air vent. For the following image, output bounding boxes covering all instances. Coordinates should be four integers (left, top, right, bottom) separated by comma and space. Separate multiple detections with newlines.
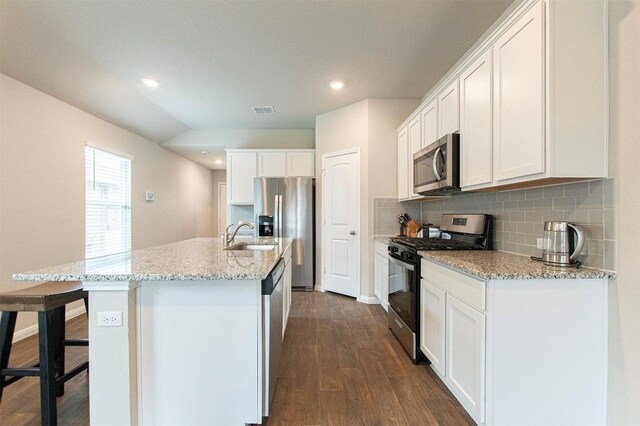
252, 105, 275, 114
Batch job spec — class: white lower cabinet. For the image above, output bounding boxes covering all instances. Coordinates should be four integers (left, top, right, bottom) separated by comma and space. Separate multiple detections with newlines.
374, 241, 389, 311
374, 253, 382, 300
420, 258, 608, 425
419, 280, 446, 377
445, 294, 486, 424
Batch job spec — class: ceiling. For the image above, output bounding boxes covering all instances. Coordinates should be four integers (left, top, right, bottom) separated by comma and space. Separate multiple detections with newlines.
1, 0, 513, 146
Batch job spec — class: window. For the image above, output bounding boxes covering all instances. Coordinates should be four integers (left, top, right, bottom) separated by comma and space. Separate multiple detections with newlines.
85, 146, 131, 259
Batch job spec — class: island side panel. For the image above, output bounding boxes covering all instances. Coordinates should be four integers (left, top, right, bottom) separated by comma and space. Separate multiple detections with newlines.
485, 278, 608, 426
138, 279, 263, 425
85, 281, 139, 426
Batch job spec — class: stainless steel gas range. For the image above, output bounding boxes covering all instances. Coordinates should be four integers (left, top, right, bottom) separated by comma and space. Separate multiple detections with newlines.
387, 214, 493, 363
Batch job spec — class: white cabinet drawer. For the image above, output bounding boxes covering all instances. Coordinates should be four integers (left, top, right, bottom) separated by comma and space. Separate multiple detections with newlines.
374, 241, 388, 256
421, 260, 485, 311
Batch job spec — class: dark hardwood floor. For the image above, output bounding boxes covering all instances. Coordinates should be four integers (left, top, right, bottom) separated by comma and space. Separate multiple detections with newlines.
0, 291, 473, 425
270, 291, 474, 425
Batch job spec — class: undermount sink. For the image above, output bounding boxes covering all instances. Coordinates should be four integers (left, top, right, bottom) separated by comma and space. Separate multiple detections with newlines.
225, 243, 278, 251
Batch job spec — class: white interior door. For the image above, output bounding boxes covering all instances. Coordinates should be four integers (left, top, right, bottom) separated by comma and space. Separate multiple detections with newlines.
322, 150, 360, 298
218, 182, 227, 234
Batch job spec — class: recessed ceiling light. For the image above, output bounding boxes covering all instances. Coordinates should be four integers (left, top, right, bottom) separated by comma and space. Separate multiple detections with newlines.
329, 80, 345, 90
142, 78, 160, 88
201, 151, 209, 156
214, 159, 223, 165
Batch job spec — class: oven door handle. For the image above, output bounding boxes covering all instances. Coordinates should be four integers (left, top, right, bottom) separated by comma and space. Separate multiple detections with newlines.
388, 255, 415, 271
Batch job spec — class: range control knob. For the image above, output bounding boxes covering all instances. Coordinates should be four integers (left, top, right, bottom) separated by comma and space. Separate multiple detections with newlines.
389, 246, 399, 253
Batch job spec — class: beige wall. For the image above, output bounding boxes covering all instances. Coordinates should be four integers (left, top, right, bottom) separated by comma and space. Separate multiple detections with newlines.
365, 99, 420, 298
211, 170, 227, 234
608, 1, 640, 424
315, 98, 418, 299
163, 128, 315, 170
315, 100, 369, 296
165, 128, 315, 149
0, 74, 216, 335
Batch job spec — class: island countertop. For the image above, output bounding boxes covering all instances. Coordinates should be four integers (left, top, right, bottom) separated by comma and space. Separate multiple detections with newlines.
13, 237, 293, 282
418, 250, 616, 280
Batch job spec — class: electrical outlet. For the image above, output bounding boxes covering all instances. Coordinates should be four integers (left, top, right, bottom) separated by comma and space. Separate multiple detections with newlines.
145, 191, 154, 201
536, 238, 544, 249
97, 311, 123, 327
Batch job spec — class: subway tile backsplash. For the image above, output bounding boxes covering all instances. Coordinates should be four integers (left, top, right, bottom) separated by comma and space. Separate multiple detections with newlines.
373, 179, 616, 270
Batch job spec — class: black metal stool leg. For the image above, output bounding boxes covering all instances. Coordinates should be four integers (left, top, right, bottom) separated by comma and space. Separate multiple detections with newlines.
38, 310, 58, 426
0, 311, 18, 403
53, 306, 66, 397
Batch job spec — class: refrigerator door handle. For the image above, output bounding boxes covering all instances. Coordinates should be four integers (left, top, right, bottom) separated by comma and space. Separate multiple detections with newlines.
278, 195, 283, 238
274, 195, 280, 237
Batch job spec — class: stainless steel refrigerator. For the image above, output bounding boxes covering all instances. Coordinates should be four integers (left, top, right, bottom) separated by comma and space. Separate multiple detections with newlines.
254, 177, 315, 291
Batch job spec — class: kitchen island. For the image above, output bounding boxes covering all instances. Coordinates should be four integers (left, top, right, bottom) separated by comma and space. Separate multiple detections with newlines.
14, 237, 293, 426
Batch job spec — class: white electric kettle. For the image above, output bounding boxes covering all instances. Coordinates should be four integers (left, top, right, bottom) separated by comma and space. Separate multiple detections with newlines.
532, 221, 585, 267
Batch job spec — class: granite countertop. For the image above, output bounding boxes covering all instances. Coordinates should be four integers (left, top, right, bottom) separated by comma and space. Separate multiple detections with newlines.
418, 250, 616, 280
13, 237, 293, 282
373, 235, 394, 244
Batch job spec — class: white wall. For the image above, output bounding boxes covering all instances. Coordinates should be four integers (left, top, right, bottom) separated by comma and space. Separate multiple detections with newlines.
315, 98, 419, 299
607, 1, 640, 424
0, 74, 216, 336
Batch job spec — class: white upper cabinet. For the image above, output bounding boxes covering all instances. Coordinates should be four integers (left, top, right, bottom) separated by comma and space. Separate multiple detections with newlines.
286, 151, 315, 177
407, 115, 422, 198
460, 49, 493, 189
421, 100, 439, 148
396, 0, 608, 192
228, 149, 315, 205
257, 151, 287, 177
397, 127, 409, 200
493, 1, 545, 182
438, 80, 460, 138
258, 150, 315, 177
227, 151, 257, 205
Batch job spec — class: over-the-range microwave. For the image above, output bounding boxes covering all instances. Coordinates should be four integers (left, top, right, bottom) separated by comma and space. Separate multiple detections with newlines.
413, 133, 460, 195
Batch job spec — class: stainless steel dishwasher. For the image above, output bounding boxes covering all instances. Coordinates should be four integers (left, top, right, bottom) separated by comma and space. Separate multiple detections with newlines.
262, 259, 284, 417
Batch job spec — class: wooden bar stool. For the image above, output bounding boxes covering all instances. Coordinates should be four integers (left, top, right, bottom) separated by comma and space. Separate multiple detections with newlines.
0, 281, 89, 425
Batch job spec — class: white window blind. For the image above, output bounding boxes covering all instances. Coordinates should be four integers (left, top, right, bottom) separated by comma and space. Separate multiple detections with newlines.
85, 146, 131, 259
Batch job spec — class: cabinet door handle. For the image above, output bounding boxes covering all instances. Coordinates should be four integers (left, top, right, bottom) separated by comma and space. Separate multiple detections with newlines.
350, 230, 356, 236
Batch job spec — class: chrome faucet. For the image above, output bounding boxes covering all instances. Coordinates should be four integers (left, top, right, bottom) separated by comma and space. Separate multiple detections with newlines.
224, 221, 255, 247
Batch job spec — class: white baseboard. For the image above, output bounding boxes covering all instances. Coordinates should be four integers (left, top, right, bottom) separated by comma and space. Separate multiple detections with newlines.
11, 305, 87, 343
357, 295, 380, 304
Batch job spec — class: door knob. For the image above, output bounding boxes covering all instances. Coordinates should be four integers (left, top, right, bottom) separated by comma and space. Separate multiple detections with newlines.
350, 230, 356, 235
